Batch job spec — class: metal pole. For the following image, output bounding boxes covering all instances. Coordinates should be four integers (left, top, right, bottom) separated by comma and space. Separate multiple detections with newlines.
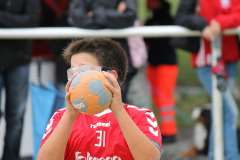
211, 35, 224, 160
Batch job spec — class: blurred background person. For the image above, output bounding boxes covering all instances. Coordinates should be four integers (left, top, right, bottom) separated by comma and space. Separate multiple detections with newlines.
144, 0, 178, 144
0, 0, 40, 159
32, 0, 69, 60
48, 0, 71, 93
32, 0, 71, 92
68, 0, 138, 104
30, 1, 70, 159
175, 0, 240, 159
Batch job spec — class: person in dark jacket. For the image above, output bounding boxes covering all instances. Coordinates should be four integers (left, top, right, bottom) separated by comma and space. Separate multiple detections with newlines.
68, 0, 137, 103
0, 0, 40, 159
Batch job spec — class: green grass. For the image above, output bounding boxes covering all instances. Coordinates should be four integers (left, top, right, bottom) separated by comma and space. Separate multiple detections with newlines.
176, 49, 201, 86
166, 0, 180, 16
137, 0, 180, 22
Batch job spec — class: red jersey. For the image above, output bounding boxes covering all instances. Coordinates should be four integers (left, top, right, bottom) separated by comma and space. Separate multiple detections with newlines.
40, 104, 162, 160
191, 0, 240, 67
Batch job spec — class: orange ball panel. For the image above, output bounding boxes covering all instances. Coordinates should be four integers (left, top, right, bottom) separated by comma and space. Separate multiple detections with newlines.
84, 93, 98, 106
96, 73, 106, 81
69, 88, 76, 102
90, 71, 100, 78
72, 83, 89, 100
79, 74, 94, 84
86, 105, 108, 115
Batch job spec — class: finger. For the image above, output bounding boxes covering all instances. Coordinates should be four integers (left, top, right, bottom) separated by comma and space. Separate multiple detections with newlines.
208, 27, 218, 40
212, 24, 220, 33
203, 28, 213, 41
65, 92, 73, 106
102, 71, 119, 89
211, 20, 221, 31
210, 21, 221, 37
65, 74, 77, 93
102, 71, 120, 95
207, 32, 215, 41
202, 29, 210, 41
105, 82, 117, 94
65, 92, 70, 102
208, 26, 220, 38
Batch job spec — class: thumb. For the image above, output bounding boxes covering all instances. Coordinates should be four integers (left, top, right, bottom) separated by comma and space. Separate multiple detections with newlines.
65, 92, 73, 106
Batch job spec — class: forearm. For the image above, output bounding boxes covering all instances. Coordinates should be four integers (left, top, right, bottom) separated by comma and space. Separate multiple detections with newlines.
113, 108, 161, 160
175, 0, 208, 30
37, 112, 76, 160
68, 12, 97, 29
0, 12, 39, 27
68, 0, 98, 29
92, 0, 136, 29
93, 7, 136, 28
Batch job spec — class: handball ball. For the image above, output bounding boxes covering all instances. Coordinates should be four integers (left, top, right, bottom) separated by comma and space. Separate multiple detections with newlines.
69, 70, 112, 115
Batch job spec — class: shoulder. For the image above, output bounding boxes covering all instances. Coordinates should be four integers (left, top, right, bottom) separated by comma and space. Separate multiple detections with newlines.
50, 108, 66, 120
125, 103, 151, 110
124, 104, 154, 119
125, 104, 151, 112
125, 104, 161, 143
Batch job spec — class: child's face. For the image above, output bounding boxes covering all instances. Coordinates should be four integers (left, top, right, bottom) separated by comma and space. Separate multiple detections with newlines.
71, 53, 99, 68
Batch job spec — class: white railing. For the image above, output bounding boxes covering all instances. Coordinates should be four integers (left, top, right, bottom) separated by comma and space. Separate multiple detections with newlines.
1, 26, 240, 160
0, 26, 239, 39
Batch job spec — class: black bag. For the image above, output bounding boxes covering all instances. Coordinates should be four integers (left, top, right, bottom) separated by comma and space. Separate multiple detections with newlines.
170, 36, 200, 53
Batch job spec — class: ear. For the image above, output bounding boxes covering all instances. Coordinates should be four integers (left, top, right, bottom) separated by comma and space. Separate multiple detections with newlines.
109, 70, 118, 80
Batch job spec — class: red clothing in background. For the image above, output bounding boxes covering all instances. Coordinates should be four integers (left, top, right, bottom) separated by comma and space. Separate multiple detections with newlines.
191, 0, 240, 67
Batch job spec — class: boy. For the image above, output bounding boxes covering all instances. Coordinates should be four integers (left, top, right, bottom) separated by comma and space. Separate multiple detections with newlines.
37, 38, 162, 160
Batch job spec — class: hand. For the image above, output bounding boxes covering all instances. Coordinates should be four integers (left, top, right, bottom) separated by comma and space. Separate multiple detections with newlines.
88, 11, 93, 17
65, 74, 80, 119
102, 71, 124, 114
202, 20, 221, 41
117, 1, 127, 13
